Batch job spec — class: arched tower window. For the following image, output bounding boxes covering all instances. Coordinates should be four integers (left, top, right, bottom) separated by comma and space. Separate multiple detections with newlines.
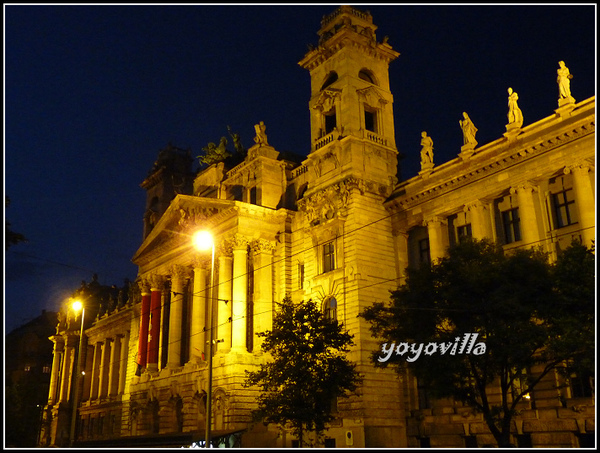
321, 71, 338, 91
358, 69, 377, 85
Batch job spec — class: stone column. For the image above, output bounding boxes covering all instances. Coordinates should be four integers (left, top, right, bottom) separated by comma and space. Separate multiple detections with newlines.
81, 343, 94, 402
89, 342, 102, 400
147, 274, 164, 372
217, 249, 233, 353
118, 331, 129, 395
567, 163, 595, 248
511, 184, 542, 248
190, 261, 209, 362
48, 336, 65, 405
98, 339, 112, 398
424, 216, 448, 262
108, 335, 121, 397
393, 230, 409, 281
466, 200, 493, 240
58, 339, 74, 403
136, 279, 151, 369
252, 239, 275, 351
168, 265, 189, 368
231, 236, 249, 353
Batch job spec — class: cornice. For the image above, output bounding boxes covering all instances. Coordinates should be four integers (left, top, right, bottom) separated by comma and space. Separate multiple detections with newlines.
386, 108, 594, 213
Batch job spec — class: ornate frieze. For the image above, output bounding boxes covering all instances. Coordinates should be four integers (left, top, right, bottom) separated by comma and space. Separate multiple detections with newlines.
298, 178, 353, 225
178, 207, 219, 232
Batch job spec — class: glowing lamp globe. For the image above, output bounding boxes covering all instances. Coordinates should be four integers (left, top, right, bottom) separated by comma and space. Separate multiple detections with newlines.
193, 230, 214, 251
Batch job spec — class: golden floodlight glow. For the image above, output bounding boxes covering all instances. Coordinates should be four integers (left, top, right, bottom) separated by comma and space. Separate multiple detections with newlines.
193, 230, 214, 251
72, 299, 83, 313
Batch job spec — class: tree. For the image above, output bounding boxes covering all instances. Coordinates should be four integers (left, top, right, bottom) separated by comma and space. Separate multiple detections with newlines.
360, 238, 595, 448
5, 196, 27, 249
244, 297, 362, 447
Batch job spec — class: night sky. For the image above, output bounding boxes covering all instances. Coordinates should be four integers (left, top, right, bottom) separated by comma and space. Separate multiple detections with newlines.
4, 4, 596, 333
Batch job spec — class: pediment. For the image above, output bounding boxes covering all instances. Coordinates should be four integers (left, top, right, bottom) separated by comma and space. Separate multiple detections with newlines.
312, 88, 342, 112
356, 85, 388, 107
132, 195, 236, 266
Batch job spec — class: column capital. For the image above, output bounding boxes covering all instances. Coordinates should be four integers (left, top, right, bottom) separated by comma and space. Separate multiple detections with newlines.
148, 273, 167, 290
169, 264, 190, 282
509, 182, 538, 195
564, 162, 593, 175
191, 256, 212, 270
138, 277, 151, 294
229, 233, 250, 251
251, 238, 276, 255
423, 215, 446, 227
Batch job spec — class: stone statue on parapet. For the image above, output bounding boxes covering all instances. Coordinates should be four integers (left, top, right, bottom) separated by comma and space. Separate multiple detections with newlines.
420, 131, 434, 168
556, 61, 575, 106
228, 125, 246, 157
459, 112, 478, 147
557, 61, 573, 99
507, 87, 523, 128
198, 136, 231, 166
253, 121, 269, 146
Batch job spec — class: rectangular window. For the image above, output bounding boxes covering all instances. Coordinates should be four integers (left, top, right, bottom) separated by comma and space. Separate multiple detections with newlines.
464, 436, 478, 448
502, 208, 521, 244
516, 434, 532, 448
418, 238, 430, 264
552, 189, 576, 228
457, 224, 472, 243
298, 263, 305, 289
325, 111, 337, 135
570, 370, 594, 398
364, 108, 377, 133
323, 241, 335, 273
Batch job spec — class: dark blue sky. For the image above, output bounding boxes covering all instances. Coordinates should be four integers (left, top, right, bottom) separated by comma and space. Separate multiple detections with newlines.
4, 4, 596, 333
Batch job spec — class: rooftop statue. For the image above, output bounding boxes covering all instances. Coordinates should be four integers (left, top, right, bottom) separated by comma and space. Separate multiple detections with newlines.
420, 131, 434, 168
507, 87, 523, 128
557, 60, 573, 100
198, 136, 231, 166
253, 121, 269, 146
459, 112, 478, 147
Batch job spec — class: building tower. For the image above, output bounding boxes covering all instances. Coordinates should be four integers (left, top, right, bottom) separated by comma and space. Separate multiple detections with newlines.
140, 144, 195, 239
297, 6, 406, 446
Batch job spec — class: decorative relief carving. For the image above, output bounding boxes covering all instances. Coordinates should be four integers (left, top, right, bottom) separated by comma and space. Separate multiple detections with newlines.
313, 89, 341, 113
298, 179, 353, 225
178, 207, 219, 231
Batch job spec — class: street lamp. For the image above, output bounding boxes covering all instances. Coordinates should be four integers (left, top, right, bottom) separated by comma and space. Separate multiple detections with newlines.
69, 299, 85, 446
193, 230, 215, 448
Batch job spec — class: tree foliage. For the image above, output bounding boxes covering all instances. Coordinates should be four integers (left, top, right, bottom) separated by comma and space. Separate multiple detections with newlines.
244, 297, 361, 447
5, 196, 27, 250
360, 238, 595, 447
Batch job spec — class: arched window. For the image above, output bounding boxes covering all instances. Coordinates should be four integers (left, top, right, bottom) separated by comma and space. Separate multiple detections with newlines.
358, 69, 377, 85
324, 296, 337, 321
321, 71, 338, 91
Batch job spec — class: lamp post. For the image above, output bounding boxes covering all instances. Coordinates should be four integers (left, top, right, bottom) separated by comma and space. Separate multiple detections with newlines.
193, 230, 215, 448
69, 300, 85, 447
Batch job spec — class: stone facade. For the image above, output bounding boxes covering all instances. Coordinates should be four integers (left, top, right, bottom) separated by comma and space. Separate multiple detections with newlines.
40, 6, 594, 448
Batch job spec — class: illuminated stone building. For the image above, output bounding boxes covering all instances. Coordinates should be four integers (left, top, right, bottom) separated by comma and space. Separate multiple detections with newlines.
40, 6, 594, 448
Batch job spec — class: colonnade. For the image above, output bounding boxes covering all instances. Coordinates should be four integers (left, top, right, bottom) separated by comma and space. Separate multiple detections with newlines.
135, 235, 276, 373
47, 330, 130, 406
396, 165, 595, 267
